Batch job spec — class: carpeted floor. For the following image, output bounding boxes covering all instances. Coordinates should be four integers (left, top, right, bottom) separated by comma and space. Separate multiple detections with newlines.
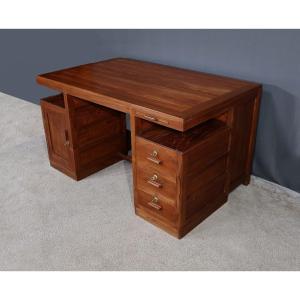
0, 91, 300, 271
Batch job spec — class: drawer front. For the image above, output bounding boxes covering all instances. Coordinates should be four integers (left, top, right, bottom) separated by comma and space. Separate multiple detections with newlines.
136, 166, 177, 205
136, 189, 178, 225
135, 110, 182, 131
136, 136, 178, 181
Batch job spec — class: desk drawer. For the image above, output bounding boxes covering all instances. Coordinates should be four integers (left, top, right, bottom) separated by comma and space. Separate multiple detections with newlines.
136, 136, 178, 181
135, 110, 182, 131
136, 166, 177, 205
136, 189, 178, 225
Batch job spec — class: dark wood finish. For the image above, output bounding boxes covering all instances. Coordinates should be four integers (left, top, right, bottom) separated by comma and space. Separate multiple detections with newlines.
37, 58, 262, 238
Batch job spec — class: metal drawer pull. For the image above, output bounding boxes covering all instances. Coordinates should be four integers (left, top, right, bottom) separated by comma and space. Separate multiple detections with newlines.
143, 115, 157, 121
157, 118, 169, 124
147, 157, 161, 164
147, 174, 162, 188
143, 114, 169, 125
147, 150, 161, 164
147, 196, 162, 210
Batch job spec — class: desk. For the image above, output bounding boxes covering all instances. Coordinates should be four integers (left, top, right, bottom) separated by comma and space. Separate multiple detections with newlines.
37, 58, 262, 238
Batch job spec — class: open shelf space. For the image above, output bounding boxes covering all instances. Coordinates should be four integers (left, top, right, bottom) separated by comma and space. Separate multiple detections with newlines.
137, 118, 228, 152
41, 94, 65, 108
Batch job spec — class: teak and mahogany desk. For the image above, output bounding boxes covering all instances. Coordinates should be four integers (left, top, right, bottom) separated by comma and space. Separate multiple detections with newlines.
37, 58, 262, 238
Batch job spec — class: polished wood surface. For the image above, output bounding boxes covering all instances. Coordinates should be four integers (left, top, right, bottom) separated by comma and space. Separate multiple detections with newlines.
134, 118, 230, 238
137, 119, 227, 152
41, 94, 75, 177
37, 58, 262, 238
41, 93, 127, 180
37, 58, 260, 131
136, 136, 178, 180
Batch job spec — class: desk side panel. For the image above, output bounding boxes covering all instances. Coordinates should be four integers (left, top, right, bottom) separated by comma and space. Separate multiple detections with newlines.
228, 87, 261, 190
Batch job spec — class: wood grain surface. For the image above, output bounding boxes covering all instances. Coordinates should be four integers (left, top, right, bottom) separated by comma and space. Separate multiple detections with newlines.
37, 58, 260, 131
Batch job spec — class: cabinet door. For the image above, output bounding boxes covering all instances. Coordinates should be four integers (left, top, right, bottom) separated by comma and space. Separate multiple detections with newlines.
42, 108, 72, 171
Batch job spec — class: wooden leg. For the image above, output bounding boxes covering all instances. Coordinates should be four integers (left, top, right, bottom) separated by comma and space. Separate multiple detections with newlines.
243, 87, 262, 185
130, 110, 138, 210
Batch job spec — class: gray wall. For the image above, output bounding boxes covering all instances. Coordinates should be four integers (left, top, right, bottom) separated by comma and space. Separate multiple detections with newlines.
0, 30, 299, 193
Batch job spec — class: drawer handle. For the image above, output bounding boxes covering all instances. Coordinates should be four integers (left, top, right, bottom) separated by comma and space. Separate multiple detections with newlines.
147, 156, 161, 164
147, 150, 161, 164
147, 174, 162, 188
147, 196, 162, 210
64, 130, 70, 147
143, 114, 157, 121
143, 114, 169, 125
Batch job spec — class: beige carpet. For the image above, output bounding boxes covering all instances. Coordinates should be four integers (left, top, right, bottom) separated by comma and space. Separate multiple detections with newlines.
0, 92, 299, 271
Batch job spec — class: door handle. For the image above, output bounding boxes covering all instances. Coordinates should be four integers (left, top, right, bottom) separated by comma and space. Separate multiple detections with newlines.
64, 130, 70, 146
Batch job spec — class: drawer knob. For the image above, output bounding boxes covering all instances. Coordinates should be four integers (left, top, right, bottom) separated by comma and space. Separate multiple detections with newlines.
147, 174, 162, 188
147, 150, 161, 164
152, 150, 158, 157
151, 174, 158, 181
152, 195, 159, 203
148, 195, 162, 210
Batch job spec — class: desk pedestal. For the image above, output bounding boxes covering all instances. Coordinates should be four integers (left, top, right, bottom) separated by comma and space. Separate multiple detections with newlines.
41, 93, 127, 180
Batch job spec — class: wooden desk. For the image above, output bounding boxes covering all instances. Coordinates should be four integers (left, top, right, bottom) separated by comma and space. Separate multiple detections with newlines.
37, 58, 262, 238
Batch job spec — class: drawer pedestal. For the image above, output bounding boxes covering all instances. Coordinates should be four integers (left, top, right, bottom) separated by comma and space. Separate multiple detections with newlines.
41, 94, 127, 180
133, 117, 231, 238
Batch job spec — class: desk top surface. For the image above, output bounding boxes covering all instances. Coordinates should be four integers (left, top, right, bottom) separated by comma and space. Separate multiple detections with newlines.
37, 58, 260, 129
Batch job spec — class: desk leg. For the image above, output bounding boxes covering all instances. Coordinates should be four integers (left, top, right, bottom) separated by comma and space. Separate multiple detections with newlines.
129, 110, 138, 210
228, 88, 262, 191
244, 87, 262, 185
